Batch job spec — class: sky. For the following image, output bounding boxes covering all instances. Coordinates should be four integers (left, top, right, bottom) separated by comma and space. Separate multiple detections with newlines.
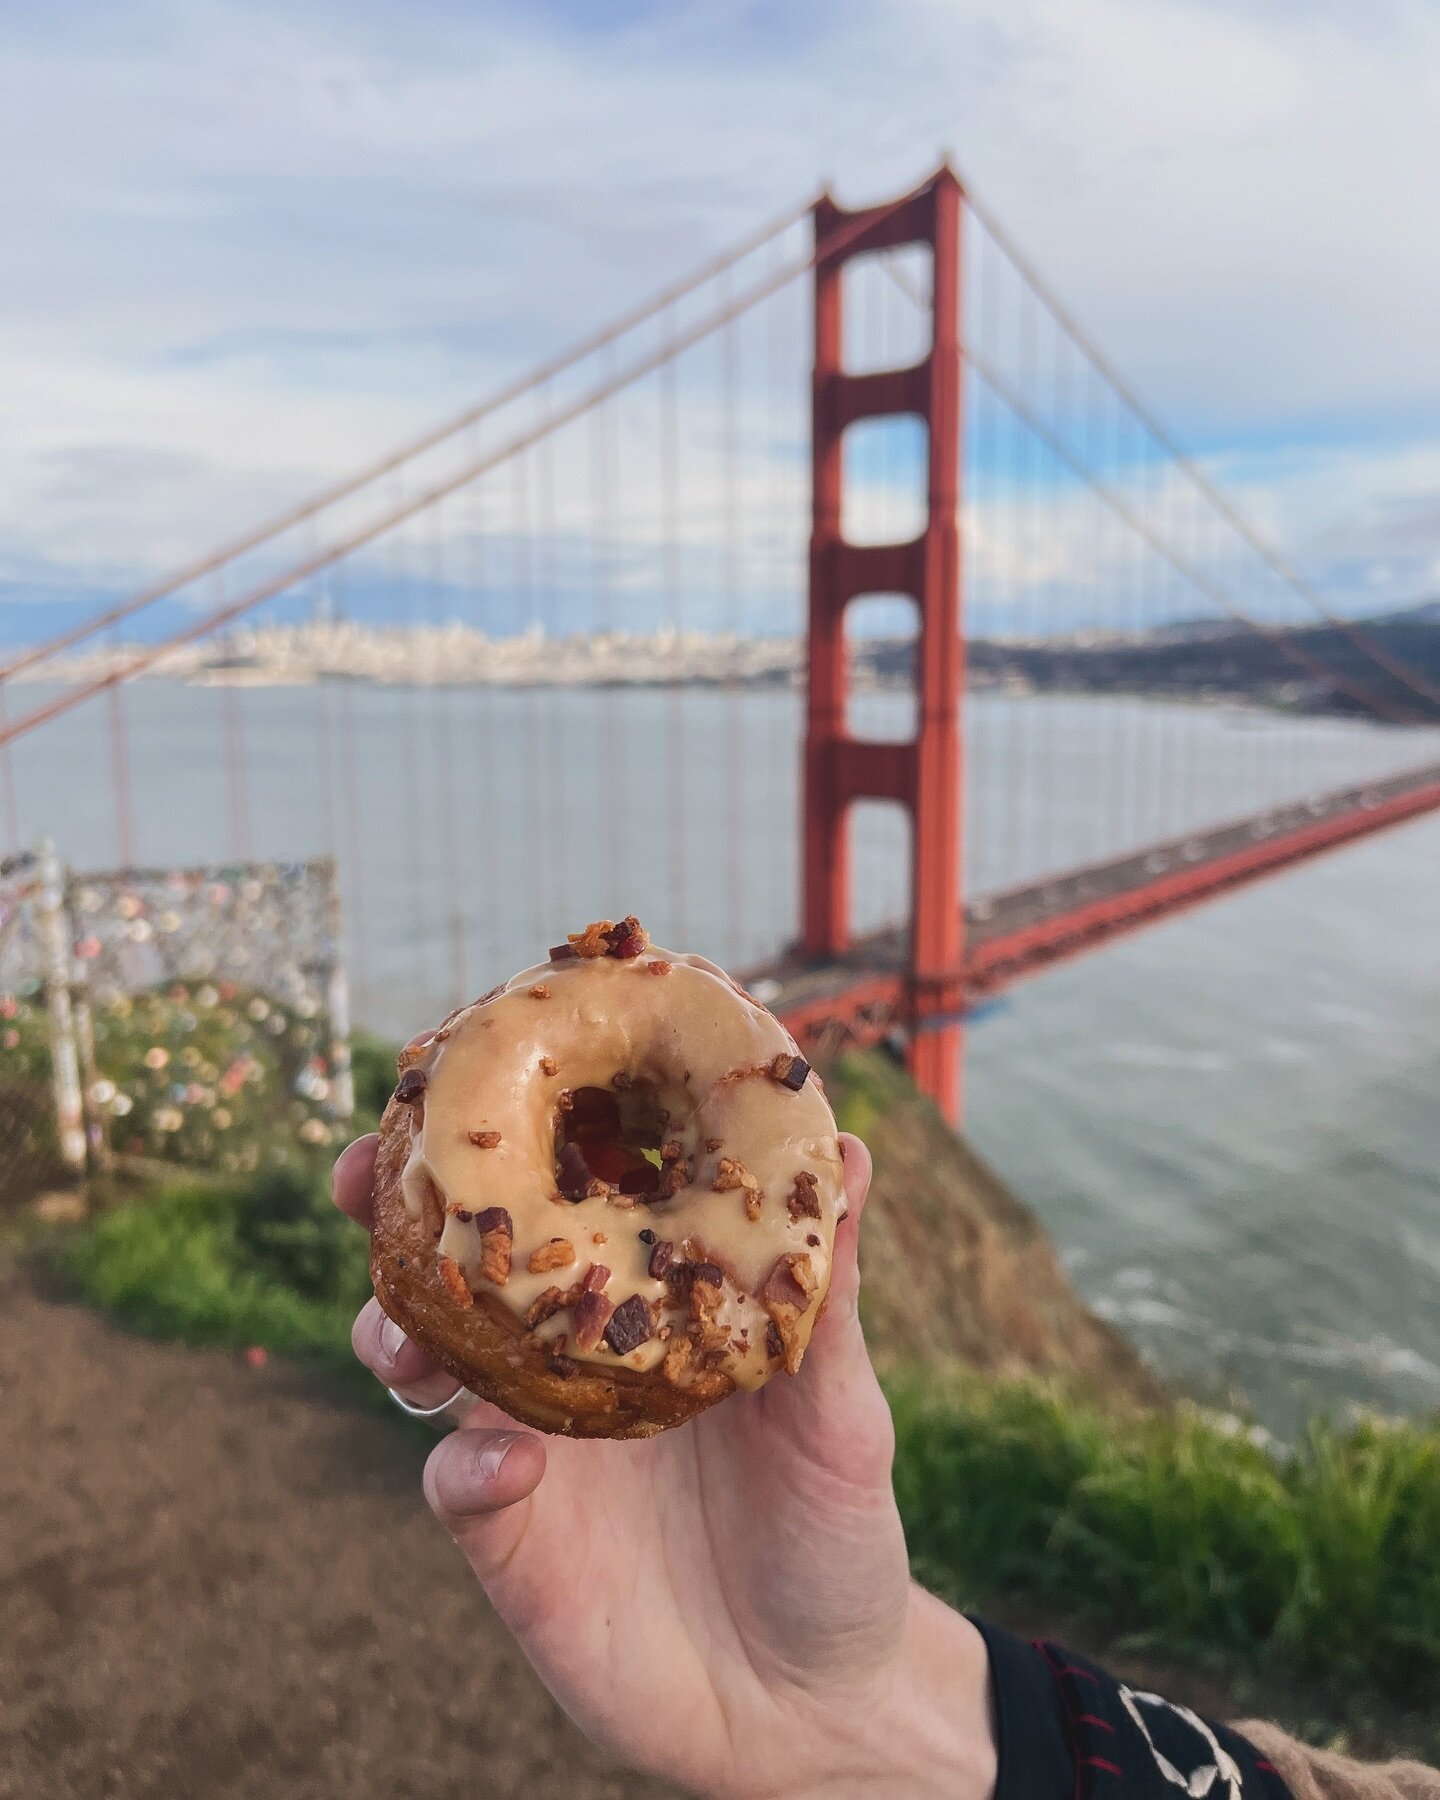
4, 0, 1440, 642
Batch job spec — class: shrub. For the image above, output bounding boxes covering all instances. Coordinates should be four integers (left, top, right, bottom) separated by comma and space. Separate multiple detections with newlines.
61, 1166, 371, 1386
232, 1161, 371, 1306
889, 1373, 1440, 1705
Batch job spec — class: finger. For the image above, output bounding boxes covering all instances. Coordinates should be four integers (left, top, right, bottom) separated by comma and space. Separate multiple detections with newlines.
812, 1132, 870, 1340
755, 1130, 893, 1480
838, 1131, 872, 1223
351, 1296, 460, 1411
332, 1134, 381, 1229
424, 1427, 547, 1583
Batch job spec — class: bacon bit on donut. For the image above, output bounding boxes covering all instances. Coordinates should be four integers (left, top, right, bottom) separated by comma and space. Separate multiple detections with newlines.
592, 1231, 607, 1245
394, 1069, 427, 1105
665, 1258, 722, 1307
539, 1056, 558, 1076
529, 984, 552, 1000
606, 916, 649, 959
647, 1239, 675, 1279
704, 1137, 723, 1153
566, 916, 651, 960
689, 1273, 731, 1363
760, 1251, 817, 1374
806, 1233, 820, 1247
546, 1353, 580, 1379
525, 1287, 566, 1327
474, 1207, 514, 1285
527, 1238, 576, 1275
610, 1071, 634, 1091
713, 1157, 761, 1219
647, 959, 672, 975
586, 1177, 615, 1200
787, 1170, 821, 1221
765, 1320, 785, 1361
572, 1290, 615, 1353
775, 1054, 812, 1092
567, 920, 614, 958
436, 1255, 474, 1309
556, 1089, 576, 1113
663, 1335, 692, 1383
468, 1129, 502, 1149
583, 1262, 612, 1292
718, 1061, 768, 1086
656, 1159, 690, 1199
604, 1294, 654, 1356
548, 943, 579, 961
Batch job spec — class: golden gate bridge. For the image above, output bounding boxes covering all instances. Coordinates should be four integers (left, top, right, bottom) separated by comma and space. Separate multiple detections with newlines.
4, 165, 1439, 1126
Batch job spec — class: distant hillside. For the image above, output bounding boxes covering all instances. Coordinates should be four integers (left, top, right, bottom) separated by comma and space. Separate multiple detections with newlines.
825, 1051, 1162, 1407
858, 601, 1440, 720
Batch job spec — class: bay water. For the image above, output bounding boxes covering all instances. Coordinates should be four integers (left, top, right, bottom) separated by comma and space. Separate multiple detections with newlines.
9, 677, 1439, 1430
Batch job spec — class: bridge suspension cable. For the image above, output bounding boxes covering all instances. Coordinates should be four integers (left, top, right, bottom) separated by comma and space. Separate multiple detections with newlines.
881, 245, 1439, 725
953, 185, 1440, 712
0, 178, 933, 752
0, 191, 818, 689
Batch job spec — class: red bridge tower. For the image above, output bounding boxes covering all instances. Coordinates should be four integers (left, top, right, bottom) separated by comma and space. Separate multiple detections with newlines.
802, 168, 966, 1124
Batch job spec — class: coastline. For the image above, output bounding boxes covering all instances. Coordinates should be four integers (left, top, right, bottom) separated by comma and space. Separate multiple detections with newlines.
11, 614, 1436, 716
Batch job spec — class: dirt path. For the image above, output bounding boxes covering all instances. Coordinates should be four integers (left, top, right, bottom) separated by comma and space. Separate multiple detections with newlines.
0, 1261, 677, 1800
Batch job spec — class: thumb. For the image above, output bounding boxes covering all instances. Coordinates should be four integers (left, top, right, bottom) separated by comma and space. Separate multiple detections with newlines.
758, 1132, 894, 1484
423, 1427, 548, 1586
809, 1130, 873, 1359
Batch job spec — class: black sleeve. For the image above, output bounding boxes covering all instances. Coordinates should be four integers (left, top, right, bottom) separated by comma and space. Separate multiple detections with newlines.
968, 1617, 1294, 1800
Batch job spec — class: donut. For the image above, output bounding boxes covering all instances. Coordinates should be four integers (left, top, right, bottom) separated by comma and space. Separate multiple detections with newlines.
370, 917, 846, 1439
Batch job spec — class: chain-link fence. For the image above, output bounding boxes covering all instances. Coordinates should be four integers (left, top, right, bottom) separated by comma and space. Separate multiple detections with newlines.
0, 846, 353, 1204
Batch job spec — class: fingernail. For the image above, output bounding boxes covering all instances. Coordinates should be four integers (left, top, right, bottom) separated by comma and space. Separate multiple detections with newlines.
473, 1432, 522, 1484
379, 1316, 407, 1365
438, 1432, 524, 1516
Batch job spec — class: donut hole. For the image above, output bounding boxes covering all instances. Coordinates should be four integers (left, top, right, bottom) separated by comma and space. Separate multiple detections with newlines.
555, 1081, 680, 1200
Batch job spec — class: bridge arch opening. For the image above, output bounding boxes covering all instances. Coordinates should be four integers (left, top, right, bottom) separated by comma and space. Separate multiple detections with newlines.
844, 594, 919, 743
840, 415, 928, 547
849, 796, 913, 941
840, 246, 934, 374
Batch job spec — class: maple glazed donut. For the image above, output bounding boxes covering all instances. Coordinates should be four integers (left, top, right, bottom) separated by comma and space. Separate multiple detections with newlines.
370, 917, 845, 1439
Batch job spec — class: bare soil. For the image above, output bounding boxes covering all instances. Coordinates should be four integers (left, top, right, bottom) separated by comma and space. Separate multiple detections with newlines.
0, 1260, 677, 1800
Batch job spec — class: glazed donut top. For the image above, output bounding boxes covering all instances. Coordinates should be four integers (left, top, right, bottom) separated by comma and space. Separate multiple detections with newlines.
395, 919, 844, 1392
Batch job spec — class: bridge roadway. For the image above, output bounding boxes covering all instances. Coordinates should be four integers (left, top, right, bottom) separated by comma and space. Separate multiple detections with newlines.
750, 759, 1440, 1051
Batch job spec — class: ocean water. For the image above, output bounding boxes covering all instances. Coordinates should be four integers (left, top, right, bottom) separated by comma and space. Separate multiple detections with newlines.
8, 678, 1439, 1430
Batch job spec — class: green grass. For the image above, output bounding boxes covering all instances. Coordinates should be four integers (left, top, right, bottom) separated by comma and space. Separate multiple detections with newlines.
890, 1373, 1440, 1708
59, 1161, 374, 1392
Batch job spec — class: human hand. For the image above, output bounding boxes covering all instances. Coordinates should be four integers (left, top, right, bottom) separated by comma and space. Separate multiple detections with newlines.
335, 1113, 995, 1800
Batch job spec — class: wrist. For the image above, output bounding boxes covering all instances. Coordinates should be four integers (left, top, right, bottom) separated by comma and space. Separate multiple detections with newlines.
881, 1585, 997, 1800
762, 1585, 997, 1800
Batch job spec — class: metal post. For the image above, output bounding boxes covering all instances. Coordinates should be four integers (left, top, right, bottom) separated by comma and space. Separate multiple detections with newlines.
35, 839, 87, 1178
322, 857, 355, 1120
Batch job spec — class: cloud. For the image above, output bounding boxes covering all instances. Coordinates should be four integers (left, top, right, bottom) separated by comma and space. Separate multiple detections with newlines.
2, 0, 1438, 636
